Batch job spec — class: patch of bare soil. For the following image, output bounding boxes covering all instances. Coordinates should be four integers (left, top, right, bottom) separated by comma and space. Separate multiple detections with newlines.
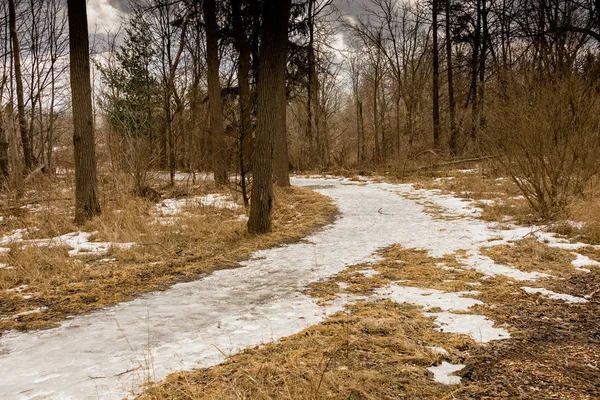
462, 270, 600, 399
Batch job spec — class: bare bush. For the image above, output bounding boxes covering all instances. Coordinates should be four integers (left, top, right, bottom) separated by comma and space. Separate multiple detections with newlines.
485, 74, 600, 220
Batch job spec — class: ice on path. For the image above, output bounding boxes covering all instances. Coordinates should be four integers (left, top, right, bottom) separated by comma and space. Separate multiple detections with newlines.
0, 177, 541, 399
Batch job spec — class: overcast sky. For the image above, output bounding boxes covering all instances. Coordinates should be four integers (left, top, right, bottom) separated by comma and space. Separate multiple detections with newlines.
87, 0, 364, 32
87, 0, 123, 34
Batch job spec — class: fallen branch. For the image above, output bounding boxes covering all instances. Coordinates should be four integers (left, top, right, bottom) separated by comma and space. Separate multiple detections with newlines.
408, 156, 496, 172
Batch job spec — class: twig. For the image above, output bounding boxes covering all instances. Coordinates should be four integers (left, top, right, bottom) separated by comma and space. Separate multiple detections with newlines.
377, 208, 392, 215
113, 366, 141, 377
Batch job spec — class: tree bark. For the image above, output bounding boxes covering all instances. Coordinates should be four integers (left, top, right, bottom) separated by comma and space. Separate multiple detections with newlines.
248, 0, 291, 233
445, 0, 458, 156
67, 0, 101, 224
477, 0, 488, 136
204, 0, 228, 184
272, 22, 291, 186
432, 0, 441, 150
232, 0, 252, 206
307, 0, 321, 169
8, 0, 34, 172
471, 0, 482, 139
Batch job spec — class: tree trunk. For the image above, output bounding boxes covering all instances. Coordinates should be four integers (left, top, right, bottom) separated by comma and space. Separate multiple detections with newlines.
272, 26, 291, 185
477, 0, 488, 136
0, 105, 8, 182
204, 0, 227, 184
357, 100, 364, 163
248, 0, 291, 233
67, 0, 101, 224
446, 0, 458, 156
232, 0, 252, 206
432, 0, 441, 150
307, 0, 322, 169
8, 0, 34, 172
471, 0, 482, 140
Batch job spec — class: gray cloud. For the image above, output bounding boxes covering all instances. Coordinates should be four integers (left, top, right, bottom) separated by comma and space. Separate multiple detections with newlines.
106, 0, 131, 13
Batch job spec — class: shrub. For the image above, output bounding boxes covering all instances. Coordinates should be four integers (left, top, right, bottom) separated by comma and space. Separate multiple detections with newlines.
485, 74, 600, 220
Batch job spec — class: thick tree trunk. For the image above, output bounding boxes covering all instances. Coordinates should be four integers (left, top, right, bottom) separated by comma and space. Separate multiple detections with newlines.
67, 0, 101, 224
432, 0, 441, 150
8, 0, 34, 172
204, 0, 228, 184
248, 0, 291, 233
446, 0, 458, 156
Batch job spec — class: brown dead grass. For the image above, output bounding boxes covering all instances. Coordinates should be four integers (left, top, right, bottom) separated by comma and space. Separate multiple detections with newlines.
480, 238, 577, 277
307, 245, 483, 304
0, 174, 337, 333
137, 240, 600, 400
140, 300, 474, 400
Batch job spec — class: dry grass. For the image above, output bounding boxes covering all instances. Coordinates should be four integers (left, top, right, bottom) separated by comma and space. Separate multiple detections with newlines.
139, 241, 600, 400
140, 300, 472, 400
480, 238, 577, 277
307, 245, 483, 303
0, 173, 337, 333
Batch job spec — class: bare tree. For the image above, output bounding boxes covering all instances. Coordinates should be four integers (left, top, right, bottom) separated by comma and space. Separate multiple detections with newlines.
204, 0, 227, 184
8, 0, 34, 171
432, 0, 441, 149
445, 0, 458, 156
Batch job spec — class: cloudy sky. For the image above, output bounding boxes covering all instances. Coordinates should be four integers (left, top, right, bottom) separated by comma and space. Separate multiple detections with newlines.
87, 0, 124, 34
87, 0, 363, 33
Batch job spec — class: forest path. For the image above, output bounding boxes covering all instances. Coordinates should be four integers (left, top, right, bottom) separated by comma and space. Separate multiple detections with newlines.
0, 176, 534, 399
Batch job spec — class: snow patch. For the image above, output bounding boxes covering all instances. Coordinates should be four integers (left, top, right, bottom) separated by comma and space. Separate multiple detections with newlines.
376, 284, 482, 312
520, 287, 588, 304
427, 361, 465, 384
425, 312, 511, 343
427, 346, 449, 355
571, 253, 600, 268
460, 251, 550, 281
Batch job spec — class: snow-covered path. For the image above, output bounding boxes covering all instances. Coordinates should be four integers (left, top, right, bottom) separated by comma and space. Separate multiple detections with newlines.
0, 177, 554, 399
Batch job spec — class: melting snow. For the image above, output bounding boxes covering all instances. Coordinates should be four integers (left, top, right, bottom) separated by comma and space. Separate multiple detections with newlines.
425, 312, 511, 343
0, 230, 134, 257
427, 346, 449, 355
156, 194, 241, 216
571, 253, 600, 268
378, 284, 509, 343
427, 361, 465, 384
520, 287, 588, 304
0, 176, 570, 399
376, 285, 482, 312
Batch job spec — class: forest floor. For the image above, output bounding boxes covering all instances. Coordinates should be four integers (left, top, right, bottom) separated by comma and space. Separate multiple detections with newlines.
1, 170, 599, 399
0, 172, 336, 333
